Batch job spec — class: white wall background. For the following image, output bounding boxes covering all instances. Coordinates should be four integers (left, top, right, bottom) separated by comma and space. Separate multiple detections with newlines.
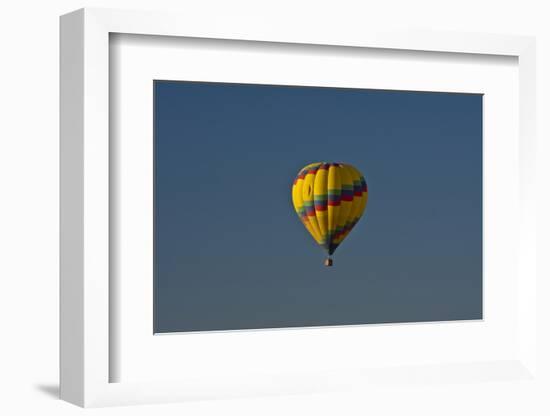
1, 0, 548, 415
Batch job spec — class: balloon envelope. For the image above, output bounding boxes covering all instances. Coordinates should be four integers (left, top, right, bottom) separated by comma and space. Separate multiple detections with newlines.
292, 162, 368, 257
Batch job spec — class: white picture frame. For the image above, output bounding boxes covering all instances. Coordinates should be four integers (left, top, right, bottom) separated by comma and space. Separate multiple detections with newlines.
60, 7, 537, 408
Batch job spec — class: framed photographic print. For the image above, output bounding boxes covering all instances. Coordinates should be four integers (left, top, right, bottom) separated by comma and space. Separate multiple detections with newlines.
60, 8, 538, 408
152, 80, 482, 334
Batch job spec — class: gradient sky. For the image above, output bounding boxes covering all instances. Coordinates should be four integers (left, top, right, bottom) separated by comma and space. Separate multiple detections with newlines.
154, 81, 482, 333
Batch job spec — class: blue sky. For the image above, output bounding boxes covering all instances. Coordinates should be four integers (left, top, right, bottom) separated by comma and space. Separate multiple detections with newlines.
154, 81, 482, 333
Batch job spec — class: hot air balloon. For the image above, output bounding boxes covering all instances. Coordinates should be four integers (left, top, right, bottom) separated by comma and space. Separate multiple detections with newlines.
292, 162, 368, 266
